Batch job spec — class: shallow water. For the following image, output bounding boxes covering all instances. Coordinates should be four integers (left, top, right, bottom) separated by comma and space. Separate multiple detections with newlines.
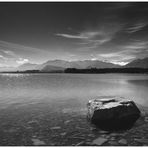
0, 73, 147, 145
0, 73, 148, 107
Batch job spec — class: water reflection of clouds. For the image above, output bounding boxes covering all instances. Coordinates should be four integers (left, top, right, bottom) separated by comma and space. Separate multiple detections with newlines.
0, 73, 30, 78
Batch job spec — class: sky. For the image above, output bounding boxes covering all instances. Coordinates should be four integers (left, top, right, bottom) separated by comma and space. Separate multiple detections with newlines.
0, 2, 148, 67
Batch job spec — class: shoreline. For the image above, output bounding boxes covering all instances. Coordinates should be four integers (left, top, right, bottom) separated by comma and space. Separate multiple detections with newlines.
0, 67, 148, 74
0, 101, 147, 146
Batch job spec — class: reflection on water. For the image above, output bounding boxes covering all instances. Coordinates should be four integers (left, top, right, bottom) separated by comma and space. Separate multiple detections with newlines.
0, 73, 30, 77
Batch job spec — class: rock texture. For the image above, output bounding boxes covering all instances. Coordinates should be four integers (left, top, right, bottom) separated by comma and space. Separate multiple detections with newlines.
92, 137, 108, 145
87, 96, 141, 130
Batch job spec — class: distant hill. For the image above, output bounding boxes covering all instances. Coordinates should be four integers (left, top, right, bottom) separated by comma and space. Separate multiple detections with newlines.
84, 60, 120, 69
41, 65, 64, 72
16, 63, 39, 71
38, 60, 81, 69
3, 58, 145, 72
39, 59, 120, 71
124, 57, 148, 68
0, 59, 122, 72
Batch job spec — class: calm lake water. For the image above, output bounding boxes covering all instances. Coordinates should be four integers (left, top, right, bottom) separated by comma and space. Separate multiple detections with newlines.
0, 73, 148, 107
0, 73, 148, 145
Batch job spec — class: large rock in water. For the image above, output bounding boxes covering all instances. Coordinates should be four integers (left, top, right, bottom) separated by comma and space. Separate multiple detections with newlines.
87, 96, 141, 130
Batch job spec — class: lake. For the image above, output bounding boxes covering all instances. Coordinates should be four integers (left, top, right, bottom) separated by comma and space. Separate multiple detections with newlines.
0, 73, 148, 145
0, 73, 148, 107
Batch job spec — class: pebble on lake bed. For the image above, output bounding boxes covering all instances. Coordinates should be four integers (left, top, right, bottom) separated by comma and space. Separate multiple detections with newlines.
64, 120, 71, 124
31, 138, 46, 145
118, 139, 127, 145
75, 141, 85, 146
92, 137, 108, 145
60, 132, 66, 136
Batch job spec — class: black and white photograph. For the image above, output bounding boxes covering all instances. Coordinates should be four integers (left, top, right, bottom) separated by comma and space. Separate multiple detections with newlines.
0, 1, 148, 146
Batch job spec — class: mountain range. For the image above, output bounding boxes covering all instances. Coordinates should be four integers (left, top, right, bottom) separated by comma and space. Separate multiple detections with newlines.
124, 57, 148, 68
17, 59, 120, 72
0, 57, 148, 72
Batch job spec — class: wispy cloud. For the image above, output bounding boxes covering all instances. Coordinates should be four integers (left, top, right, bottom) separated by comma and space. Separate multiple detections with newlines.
0, 40, 53, 67
56, 30, 114, 51
57, 20, 125, 53
126, 22, 147, 33
0, 54, 8, 60
56, 33, 87, 39
0, 40, 44, 54
56, 31, 101, 40
122, 41, 148, 51
2, 50, 16, 57
98, 51, 136, 65
97, 40, 148, 65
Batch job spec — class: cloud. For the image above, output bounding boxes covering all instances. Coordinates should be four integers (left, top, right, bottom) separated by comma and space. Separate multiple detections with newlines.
111, 61, 129, 66
56, 33, 87, 39
56, 24, 148, 64
99, 53, 119, 58
3, 50, 16, 57
0, 40, 54, 66
0, 54, 8, 60
57, 30, 115, 52
99, 52, 135, 60
0, 40, 49, 57
97, 40, 148, 64
91, 57, 98, 61
56, 31, 100, 39
56, 30, 110, 43
56, 18, 125, 54
126, 22, 147, 33
98, 49, 137, 64
16, 58, 29, 65
123, 41, 148, 50
120, 41, 148, 59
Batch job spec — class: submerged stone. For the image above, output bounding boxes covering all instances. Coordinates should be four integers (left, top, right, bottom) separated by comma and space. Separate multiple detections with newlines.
31, 138, 46, 145
87, 96, 141, 130
75, 141, 85, 146
60, 132, 67, 136
64, 120, 71, 124
118, 139, 128, 145
92, 137, 108, 145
